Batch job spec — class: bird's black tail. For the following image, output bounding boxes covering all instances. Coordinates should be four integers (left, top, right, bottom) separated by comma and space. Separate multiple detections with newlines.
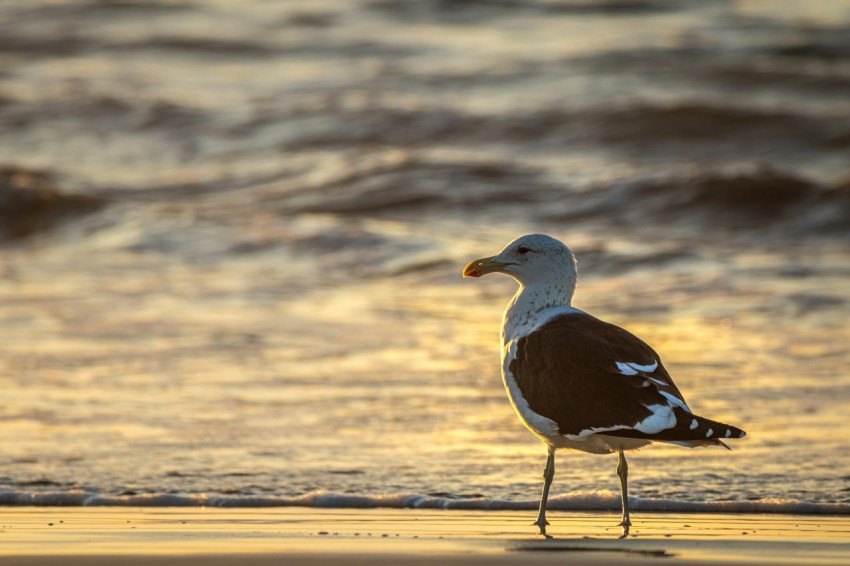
605, 408, 746, 448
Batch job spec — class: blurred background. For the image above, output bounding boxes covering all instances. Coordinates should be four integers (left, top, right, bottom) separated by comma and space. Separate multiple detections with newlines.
0, 0, 848, 509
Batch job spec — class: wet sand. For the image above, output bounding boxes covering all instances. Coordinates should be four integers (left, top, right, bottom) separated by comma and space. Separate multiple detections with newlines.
1, 508, 848, 565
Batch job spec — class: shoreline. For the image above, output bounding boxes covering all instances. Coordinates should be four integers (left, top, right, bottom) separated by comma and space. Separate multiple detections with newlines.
2, 491, 848, 515
1, 508, 847, 565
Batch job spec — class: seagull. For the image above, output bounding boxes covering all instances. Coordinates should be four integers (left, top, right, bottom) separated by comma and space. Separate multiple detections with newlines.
463, 234, 745, 538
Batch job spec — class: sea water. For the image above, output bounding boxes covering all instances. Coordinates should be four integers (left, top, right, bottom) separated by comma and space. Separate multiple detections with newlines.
0, 0, 848, 513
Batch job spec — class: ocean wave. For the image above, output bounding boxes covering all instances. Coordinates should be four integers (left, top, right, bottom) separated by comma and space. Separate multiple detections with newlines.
278, 160, 849, 240
577, 103, 848, 149
272, 158, 849, 243
277, 99, 848, 154
759, 24, 850, 61
2, 2, 193, 58
0, 34, 94, 57
0, 92, 212, 139
368, 0, 683, 23
280, 157, 557, 216
0, 166, 106, 241
544, 167, 850, 238
0, 489, 847, 514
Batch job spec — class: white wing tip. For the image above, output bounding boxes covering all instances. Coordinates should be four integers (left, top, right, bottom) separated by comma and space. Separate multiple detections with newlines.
616, 360, 659, 375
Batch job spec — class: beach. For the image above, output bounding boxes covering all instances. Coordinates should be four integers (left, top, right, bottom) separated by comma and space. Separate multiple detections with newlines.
1, 0, 849, 562
2, 508, 849, 565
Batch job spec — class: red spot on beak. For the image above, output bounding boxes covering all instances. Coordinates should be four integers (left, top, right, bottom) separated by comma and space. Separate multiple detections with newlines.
463, 256, 496, 278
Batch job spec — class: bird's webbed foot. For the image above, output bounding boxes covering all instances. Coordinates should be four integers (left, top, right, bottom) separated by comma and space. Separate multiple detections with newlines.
618, 517, 632, 539
533, 515, 551, 538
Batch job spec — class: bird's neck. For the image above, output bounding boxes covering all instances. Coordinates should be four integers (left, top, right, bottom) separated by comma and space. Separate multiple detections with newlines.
502, 282, 575, 346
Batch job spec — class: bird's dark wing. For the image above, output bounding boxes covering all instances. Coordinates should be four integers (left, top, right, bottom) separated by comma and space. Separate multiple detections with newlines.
508, 312, 689, 438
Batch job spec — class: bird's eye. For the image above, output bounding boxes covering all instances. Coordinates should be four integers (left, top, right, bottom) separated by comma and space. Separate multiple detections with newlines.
517, 246, 530, 255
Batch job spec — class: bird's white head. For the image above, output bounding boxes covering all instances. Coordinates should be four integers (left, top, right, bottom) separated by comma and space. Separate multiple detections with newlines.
463, 233, 577, 296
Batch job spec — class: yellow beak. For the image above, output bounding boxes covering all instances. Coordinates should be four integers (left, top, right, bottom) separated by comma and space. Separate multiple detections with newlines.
462, 256, 511, 278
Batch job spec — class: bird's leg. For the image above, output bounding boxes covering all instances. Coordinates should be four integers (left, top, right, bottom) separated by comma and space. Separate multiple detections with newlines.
616, 450, 631, 538
533, 445, 556, 537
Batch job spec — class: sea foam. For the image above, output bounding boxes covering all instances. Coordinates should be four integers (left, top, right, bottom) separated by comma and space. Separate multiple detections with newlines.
0, 489, 847, 514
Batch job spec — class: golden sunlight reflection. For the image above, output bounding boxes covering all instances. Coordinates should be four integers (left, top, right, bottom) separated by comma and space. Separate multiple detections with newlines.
0, 0, 848, 524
